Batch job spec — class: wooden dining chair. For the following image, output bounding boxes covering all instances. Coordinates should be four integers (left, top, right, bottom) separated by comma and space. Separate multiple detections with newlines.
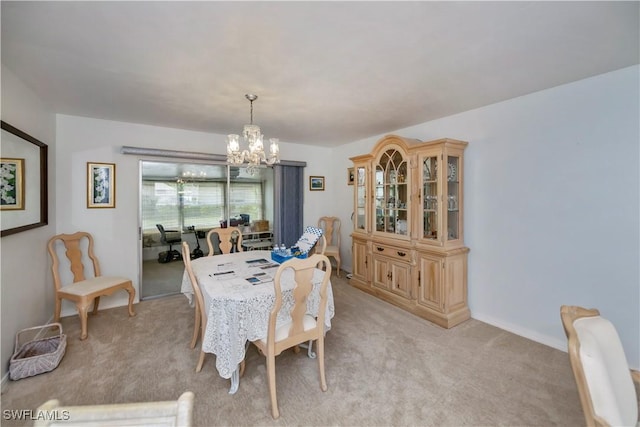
251, 254, 332, 419
560, 305, 639, 427
47, 231, 136, 340
206, 227, 243, 255
182, 242, 207, 371
318, 216, 341, 276
35, 391, 194, 426
182, 242, 201, 350
182, 242, 245, 378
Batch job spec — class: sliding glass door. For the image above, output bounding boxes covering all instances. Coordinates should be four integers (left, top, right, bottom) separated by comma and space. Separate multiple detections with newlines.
140, 160, 274, 299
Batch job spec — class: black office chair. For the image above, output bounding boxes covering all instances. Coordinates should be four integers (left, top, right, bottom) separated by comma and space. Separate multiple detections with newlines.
156, 224, 182, 263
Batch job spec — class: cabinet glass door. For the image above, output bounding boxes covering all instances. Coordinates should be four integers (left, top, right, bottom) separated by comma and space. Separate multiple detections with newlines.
422, 155, 438, 240
446, 155, 460, 241
375, 148, 408, 236
354, 165, 367, 231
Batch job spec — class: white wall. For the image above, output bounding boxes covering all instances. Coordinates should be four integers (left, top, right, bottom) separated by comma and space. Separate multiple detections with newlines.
0, 65, 57, 382
55, 115, 334, 314
332, 65, 640, 369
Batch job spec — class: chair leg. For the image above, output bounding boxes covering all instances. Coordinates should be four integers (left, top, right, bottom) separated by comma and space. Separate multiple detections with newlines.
92, 296, 101, 315
54, 297, 62, 322
77, 302, 91, 340
336, 255, 341, 277
125, 284, 136, 317
267, 354, 279, 419
317, 335, 327, 392
190, 304, 200, 349
196, 350, 206, 372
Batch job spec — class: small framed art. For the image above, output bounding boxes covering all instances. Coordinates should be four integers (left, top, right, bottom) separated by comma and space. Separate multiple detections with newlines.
0, 158, 25, 210
347, 167, 355, 185
87, 162, 116, 208
309, 176, 325, 191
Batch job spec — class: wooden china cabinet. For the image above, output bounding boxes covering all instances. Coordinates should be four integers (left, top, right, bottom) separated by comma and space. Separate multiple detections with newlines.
350, 135, 470, 328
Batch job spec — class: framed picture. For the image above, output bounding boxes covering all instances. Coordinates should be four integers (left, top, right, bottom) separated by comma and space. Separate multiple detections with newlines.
87, 162, 116, 208
1, 121, 48, 237
347, 167, 355, 185
1, 158, 25, 210
309, 176, 325, 191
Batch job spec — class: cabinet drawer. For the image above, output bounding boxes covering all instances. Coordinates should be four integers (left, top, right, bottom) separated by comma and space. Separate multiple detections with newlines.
371, 244, 411, 263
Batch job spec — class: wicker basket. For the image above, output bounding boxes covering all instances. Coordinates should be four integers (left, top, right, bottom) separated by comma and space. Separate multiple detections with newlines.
10, 323, 66, 381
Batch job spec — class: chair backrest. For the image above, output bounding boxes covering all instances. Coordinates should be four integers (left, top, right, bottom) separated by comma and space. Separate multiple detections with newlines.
206, 227, 243, 255
318, 216, 340, 248
34, 391, 194, 426
157, 224, 181, 244
268, 254, 332, 351
560, 305, 638, 427
47, 232, 101, 290
182, 242, 207, 327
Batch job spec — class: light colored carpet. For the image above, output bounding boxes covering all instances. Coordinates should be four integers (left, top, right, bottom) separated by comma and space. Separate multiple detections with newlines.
1, 275, 589, 426
141, 259, 186, 299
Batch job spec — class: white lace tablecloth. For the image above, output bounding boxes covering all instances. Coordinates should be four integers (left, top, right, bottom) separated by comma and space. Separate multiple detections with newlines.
181, 250, 335, 379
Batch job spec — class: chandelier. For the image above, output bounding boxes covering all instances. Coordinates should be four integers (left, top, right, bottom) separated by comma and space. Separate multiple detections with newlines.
226, 93, 280, 175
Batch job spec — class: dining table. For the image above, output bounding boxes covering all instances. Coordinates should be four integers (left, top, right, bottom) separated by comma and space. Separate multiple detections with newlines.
180, 250, 335, 394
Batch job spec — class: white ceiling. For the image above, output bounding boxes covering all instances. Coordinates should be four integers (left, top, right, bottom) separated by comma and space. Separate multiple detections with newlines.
2, 1, 638, 147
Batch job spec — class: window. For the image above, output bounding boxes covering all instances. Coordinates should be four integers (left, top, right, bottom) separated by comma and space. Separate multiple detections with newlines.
142, 180, 264, 232
229, 182, 264, 224
142, 181, 180, 231
182, 182, 225, 229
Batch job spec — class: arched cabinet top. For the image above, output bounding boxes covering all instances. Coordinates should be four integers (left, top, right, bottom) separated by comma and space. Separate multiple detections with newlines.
370, 134, 421, 157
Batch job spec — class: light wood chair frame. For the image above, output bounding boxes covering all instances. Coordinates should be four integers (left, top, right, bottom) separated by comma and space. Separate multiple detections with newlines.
34, 391, 194, 426
560, 305, 640, 427
251, 254, 332, 419
182, 242, 245, 378
182, 242, 207, 371
205, 227, 243, 255
47, 231, 136, 340
318, 216, 341, 276
182, 242, 201, 351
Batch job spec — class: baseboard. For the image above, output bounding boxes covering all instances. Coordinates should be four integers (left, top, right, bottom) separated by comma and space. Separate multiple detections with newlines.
470, 311, 567, 353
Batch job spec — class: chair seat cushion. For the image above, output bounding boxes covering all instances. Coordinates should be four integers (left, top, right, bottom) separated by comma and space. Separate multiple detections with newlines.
575, 316, 638, 426
259, 314, 317, 344
59, 276, 131, 297
325, 245, 339, 255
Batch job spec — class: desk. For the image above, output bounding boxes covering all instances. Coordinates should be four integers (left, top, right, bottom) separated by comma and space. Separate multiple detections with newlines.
180, 250, 335, 394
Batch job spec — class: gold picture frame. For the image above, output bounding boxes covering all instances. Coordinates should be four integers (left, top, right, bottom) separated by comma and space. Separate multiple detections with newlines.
87, 162, 116, 208
347, 167, 355, 185
0, 158, 25, 210
309, 176, 325, 191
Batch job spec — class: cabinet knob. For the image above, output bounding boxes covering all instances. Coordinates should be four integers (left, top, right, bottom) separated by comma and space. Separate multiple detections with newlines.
397, 251, 406, 257
376, 247, 384, 252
